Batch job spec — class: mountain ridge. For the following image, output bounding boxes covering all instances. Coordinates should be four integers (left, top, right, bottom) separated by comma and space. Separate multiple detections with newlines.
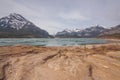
55, 25, 120, 38
0, 13, 49, 38
55, 25, 106, 38
0, 13, 119, 38
99, 25, 120, 39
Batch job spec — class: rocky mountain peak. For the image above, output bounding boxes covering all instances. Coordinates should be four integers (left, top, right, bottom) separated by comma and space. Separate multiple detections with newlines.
0, 13, 30, 30
99, 25, 120, 38
8, 13, 27, 21
55, 26, 105, 38
0, 13, 49, 38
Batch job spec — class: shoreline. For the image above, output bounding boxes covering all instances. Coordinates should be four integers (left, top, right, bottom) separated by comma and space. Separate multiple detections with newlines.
0, 39, 120, 80
0, 38, 117, 47
103, 38, 120, 43
1, 38, 120, 47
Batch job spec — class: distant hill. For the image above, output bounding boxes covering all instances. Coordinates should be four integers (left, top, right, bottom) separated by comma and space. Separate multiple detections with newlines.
0, 13, 49, 38
55, 26, 106, 38
99, 25, 120, 39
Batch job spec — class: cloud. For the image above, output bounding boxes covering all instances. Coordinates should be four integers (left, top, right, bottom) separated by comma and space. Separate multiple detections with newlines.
59, 11, 88, 21
0, 0, 120, 34
0, 0, 14, 17
32, 19, 68, 34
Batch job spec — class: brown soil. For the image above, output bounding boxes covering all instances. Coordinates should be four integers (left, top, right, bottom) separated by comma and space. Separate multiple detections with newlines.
0, 44, 120, 80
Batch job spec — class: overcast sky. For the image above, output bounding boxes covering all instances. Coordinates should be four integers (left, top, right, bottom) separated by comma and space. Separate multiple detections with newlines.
0, 0, 120, 34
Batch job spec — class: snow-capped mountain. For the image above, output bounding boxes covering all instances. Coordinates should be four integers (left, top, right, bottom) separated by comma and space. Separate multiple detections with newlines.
55, 26, 106, 38
100, 25, 120, 35
99, 25, 120, 39
0, 13, 29, 30
0, 13, 49, 38
63, 28, 82, 33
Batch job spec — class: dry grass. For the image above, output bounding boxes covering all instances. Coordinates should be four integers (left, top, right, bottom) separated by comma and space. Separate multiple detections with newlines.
83, 44, 120, 55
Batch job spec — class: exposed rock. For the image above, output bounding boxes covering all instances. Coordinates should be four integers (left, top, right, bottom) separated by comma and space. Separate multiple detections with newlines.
55, 25, 105, 38
0, 13, 49, 38
99, 25, 120, 39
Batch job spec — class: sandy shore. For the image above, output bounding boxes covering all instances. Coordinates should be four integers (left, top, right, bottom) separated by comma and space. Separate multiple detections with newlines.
0, 43, 120, 80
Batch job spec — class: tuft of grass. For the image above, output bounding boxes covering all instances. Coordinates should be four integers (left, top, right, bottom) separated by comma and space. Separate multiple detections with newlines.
90, 44, 120, 55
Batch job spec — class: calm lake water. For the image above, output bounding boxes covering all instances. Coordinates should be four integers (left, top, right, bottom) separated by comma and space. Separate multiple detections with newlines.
0, 38, 107, 46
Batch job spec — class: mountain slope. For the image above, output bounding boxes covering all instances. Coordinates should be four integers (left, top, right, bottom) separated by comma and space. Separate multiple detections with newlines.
99, 25, 120, 39
0, 13, 49, 38
55, 26, 105, 38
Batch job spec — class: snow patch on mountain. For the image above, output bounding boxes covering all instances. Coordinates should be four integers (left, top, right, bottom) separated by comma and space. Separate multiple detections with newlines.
55, 26, 106, 38
0, 13, 30, 30
0, 13, 50, 38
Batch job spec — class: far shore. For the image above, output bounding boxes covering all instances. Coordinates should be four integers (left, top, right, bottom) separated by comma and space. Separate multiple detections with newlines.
102, 38, 120, 43
0, 38, 119, 47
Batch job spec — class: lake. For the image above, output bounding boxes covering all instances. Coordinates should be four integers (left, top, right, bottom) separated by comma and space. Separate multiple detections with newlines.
0, 38, 107, 46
